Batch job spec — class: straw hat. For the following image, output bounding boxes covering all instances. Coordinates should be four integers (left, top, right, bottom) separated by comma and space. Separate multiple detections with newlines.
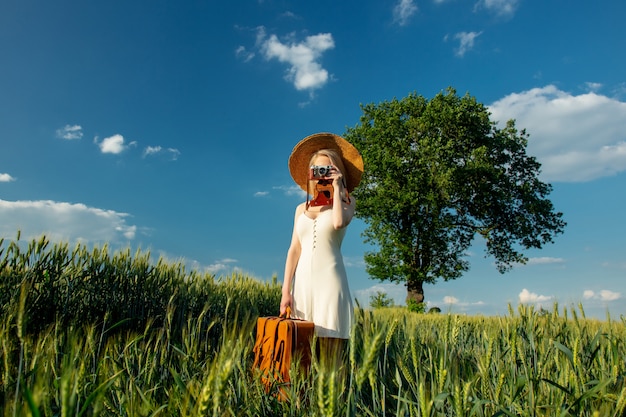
289, 132, 363, 193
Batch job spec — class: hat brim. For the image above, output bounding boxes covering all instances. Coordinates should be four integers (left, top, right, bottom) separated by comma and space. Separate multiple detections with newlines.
289, 132, 363, 193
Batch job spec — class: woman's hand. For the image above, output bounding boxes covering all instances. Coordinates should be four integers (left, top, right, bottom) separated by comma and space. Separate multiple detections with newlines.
329, 165, 345, 189
280, 293, 293, 316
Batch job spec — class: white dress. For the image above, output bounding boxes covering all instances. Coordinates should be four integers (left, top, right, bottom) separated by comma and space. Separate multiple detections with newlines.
291, 209, 354, 339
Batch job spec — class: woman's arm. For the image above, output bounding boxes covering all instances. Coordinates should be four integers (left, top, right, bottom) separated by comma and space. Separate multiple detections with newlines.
280, 204, 304, 315
331, 176, 356, 230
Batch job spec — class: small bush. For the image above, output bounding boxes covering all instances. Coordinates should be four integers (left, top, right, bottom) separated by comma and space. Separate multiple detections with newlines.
406, 299, 426, 313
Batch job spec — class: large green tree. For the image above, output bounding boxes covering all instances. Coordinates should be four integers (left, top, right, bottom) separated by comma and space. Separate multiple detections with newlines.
344, 88, 566, 303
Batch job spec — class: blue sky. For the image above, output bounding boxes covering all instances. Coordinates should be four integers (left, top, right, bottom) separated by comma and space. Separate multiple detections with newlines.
1, 0, 625, 319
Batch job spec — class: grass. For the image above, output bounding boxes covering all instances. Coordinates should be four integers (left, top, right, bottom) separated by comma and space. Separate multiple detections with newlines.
1, 234, 625, 416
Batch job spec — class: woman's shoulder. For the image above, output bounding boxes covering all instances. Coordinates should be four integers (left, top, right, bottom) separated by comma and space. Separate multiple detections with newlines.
294, 202, 307, 216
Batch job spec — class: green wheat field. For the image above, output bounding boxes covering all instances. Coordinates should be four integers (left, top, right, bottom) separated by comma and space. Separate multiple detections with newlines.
1, 235, 625, 416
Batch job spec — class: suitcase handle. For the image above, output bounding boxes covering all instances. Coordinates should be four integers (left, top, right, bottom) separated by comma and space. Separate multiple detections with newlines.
281, 306, 292, 319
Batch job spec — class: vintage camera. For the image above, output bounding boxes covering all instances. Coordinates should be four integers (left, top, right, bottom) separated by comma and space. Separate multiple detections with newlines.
309, 165, 333, 179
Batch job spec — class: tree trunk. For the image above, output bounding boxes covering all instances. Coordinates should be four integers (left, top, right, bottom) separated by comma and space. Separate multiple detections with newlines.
406, 279, 424, 304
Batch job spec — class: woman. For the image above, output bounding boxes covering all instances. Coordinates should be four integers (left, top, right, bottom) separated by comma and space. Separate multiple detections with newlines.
280, 132, 363, 358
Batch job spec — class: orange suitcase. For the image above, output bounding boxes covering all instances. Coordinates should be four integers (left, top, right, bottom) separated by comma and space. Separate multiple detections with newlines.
252, 309, 315, 395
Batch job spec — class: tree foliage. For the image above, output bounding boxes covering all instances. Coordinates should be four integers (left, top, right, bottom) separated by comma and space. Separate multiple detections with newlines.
344, 88, 566, 301
369, 291, 395, 309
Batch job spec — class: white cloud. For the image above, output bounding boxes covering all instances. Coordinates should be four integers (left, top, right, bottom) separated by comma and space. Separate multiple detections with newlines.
258, 28, 335, 92
354, 282, 407, 306
475, 0, 519, 17
98, 134, 127, 154
0, 199, 137, 244
0, 173, 16, 182
412, 295, 486, 314
205, 258, 238, 274
613, 82, 626, 99
343, 255, 366, 268
488, 85, 626, 182
583, 289, 621, 301
526, 257, 566, 266
273, 185, 307, 197
453, 31, 482, 57
443, 295, 459, 304
519, 288, 552, 304
144, 145, 162, 156
437, 296, 484, 308
251, 185, 306, 199
599, 290, 621, 301
167, 148, 181, 160
393, 0, 418, 26
235, 45, 255, 63
585, 82, 603, 92
56, 124, 83, 140
279, 11, 299, 20
143, 146, 181, 160
583, 290, 595, 300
